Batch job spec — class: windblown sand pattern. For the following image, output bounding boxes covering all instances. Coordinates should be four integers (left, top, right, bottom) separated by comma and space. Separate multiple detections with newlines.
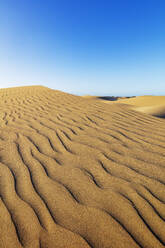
0, 86, 165, 248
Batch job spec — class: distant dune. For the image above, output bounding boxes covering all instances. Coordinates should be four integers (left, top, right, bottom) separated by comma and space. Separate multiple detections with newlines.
0, 86, 165, 248
87, 95, 165, 118
114, 96, 165, 118
82, 95, 135, 101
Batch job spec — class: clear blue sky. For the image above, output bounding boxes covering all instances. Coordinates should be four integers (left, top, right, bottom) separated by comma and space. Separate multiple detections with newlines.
0, 0, 165, 96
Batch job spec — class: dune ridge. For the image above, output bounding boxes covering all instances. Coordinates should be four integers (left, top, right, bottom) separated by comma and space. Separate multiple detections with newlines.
114, 95, 165, 118
0, 86, 165, 248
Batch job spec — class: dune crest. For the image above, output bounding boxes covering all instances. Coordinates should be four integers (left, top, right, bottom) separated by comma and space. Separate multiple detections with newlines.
115, 95, 165, 118
0, 86, 165, 248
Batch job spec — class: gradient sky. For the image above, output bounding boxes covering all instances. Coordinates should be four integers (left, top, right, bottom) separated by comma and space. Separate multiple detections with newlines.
0, 0, 165, 96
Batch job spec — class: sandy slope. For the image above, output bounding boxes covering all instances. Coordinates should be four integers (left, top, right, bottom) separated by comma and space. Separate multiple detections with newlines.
0, 86, 165, 248
116, 96, 165, 118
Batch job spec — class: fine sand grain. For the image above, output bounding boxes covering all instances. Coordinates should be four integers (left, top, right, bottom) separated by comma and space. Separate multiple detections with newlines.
0, 86, 165, 248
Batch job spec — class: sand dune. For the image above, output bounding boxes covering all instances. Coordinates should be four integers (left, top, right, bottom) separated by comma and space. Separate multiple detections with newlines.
0, 86, 165, 248
115, 96, 165, 118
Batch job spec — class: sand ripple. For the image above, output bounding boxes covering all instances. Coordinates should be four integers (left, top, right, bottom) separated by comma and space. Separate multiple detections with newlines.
0, 86, 165, 248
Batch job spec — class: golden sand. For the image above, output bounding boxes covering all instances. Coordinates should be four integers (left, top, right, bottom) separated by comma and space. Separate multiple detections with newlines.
115, 95, 165, 118
0, 86, 165, 248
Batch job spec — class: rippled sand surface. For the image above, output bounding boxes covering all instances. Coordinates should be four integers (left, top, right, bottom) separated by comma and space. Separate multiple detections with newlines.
0, 86, 165, 248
